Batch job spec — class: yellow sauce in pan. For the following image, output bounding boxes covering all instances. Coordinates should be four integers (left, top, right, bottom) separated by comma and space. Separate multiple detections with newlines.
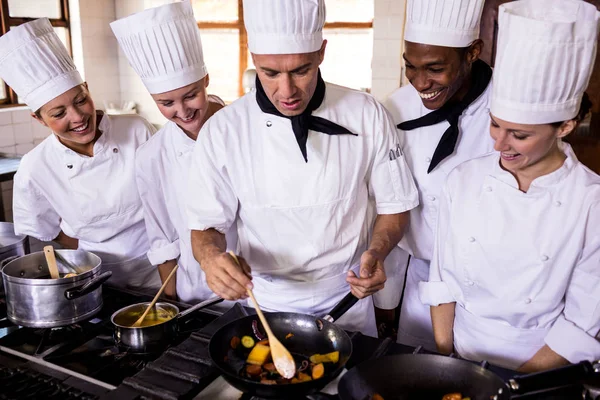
113, 306, 177, 327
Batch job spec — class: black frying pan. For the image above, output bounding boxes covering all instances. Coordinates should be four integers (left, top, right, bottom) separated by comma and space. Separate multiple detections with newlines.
208, 293, 359, 398
337, 354, 599, 400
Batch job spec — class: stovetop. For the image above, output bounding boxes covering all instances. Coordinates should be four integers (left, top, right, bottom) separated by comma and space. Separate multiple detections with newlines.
1, 286, 598, 400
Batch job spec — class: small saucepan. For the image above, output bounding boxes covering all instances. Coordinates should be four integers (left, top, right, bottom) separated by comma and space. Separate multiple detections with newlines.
111, 296, 223, 352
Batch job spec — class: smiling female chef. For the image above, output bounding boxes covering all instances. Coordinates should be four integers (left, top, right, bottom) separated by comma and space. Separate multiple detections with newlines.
0, 19, 160, 290
382, 0, 494, 349
420, 0, 600, 372
111, 1, 236, 301
187, 0, 418, 337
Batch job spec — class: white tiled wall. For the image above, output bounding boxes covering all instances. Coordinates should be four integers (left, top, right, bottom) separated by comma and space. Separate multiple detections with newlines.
371, 0, 407, 102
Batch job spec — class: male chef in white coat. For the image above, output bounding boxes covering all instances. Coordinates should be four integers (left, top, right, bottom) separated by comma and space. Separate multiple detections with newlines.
187, 0, 418, 336
383, 0, 495, 349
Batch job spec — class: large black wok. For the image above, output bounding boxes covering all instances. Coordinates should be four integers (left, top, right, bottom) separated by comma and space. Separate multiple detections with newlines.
208, 293, 359, 399
337, 354, 600, 400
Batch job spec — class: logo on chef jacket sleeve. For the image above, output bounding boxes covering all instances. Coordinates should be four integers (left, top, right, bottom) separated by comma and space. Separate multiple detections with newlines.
389, 143, 403, 161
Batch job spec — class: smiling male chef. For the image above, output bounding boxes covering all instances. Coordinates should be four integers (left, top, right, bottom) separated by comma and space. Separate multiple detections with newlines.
383, 0, 495, 349
187, 0, 418, 337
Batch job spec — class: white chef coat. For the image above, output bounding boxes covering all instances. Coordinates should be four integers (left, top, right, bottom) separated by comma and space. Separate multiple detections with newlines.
13, 113, 161, 290
187, 83, 419, 337
420, 143, 600, 370
383, 82, 495, 349
135, 102, 238, 303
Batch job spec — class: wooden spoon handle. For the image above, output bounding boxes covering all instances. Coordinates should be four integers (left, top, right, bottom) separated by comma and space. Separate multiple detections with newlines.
132, 264, 178, 327
43, 246, 60, 279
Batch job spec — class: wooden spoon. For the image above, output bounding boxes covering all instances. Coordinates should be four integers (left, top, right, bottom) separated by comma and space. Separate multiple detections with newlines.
131, 264, 179, 328
228, 251, 296, 379
43, 245, 60, 279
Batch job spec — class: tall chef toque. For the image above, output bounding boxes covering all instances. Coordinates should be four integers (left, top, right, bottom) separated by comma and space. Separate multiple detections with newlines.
0, 18, 84, 112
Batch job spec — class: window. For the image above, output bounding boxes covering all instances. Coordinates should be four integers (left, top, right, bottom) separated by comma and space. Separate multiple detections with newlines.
193, 0, 373, 103
0, 0, 72, 107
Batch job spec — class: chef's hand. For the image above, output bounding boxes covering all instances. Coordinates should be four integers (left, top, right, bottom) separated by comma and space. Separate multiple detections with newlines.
201, 252, 253, 301
346, 249, 386, 299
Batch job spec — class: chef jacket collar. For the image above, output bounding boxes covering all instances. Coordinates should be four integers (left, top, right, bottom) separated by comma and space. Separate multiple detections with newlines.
492, 141, 577, 190
50, 111, 110, 158
171, 121, 196, 150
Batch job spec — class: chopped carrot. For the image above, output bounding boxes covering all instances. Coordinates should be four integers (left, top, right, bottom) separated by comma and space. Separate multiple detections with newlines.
230, 336, 240, 349
311, 363, 325, 380
442, 394, 462, 400
257, 339, 269, 346
372, 394, 384, 400
297, 372, 312, 382
285, 333, 294, 339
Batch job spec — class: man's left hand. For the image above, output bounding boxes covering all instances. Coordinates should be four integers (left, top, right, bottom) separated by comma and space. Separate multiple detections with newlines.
346, 249, 386, 298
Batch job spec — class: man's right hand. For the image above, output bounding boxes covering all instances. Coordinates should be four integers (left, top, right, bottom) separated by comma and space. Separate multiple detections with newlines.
201, 252, 253, 300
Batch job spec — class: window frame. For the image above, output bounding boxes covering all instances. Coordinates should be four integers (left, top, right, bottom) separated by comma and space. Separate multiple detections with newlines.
196, 0, 373, 98
0, 0, 72, 107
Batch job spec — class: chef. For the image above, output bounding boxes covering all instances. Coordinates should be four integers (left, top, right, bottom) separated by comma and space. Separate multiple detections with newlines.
187, 0, 418, 336
421, 0, 600, 372
111, 1, 236, 302
383, 0, 494, 349
0, 19, 160, 290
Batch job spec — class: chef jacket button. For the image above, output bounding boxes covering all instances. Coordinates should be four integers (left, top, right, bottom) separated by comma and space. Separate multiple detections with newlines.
427, 195, 436, 201
485, 186, 492, 192
555, 201, 562, 207
113, 148, 119, 153
525, 298, 532, 304
468, 237, 476, 243
541, 255, 549, 261
266, 120, 272, 127
67, 164, 73, 169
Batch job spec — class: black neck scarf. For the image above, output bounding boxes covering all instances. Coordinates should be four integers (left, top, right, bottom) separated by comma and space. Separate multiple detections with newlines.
255, 69, 357, 162
397, 59, 492, 173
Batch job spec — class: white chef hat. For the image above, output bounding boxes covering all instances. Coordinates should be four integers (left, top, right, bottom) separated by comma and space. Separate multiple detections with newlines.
0, 18, 83, 112
111, 1, 207, 94
404, 0, 485, 47
244, 0, 326, 55
491, 0, 600, 125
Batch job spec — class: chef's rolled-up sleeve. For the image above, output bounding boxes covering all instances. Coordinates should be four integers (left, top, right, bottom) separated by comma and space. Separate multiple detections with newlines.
187, 121, 238, 234
134, 150, 180, 266
12, 169, 61, 242
368, 104, 418, 215
545, 200, 600, 363
419, 177, 456, 306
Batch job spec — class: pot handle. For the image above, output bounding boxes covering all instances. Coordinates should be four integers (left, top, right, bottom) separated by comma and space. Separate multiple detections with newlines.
508, 360, 598, 394
64, 271, 112, 300
321, 292, 359, 323
178, 296, 224, 320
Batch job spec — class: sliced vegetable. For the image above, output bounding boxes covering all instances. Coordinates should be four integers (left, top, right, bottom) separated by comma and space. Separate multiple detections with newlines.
263, 363, 276, 373
230, 336, 240, 349
252, 319, 266, 340
442, 394, 462, 400
246, 343, 271, 366
311, 363, 325, 380
309, 351, 339, 364
298, 359, 309, 372
285, 333, 294, 339
257, 339, 269, 346
297, 371, 312, 382
246, 364, 262, 377
371, 394, 384, 400
241, 335, 255, 348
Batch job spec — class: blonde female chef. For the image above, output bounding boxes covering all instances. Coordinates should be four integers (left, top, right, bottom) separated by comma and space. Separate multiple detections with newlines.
0, 19, 160, 290
111, 1, 236, 302
420, 0, 600, 372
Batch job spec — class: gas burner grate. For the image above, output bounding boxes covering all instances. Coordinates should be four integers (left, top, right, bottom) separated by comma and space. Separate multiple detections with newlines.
0, 365, 100, 400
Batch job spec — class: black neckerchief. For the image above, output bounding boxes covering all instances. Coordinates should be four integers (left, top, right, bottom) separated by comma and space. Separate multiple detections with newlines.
255, 69, 357, 162
397, 59, 492, 173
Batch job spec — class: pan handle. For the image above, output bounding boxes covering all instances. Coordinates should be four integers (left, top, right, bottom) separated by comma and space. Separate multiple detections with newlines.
322, 292, 359, 323
178, 296, 224, 320
64, 271, 112, 300
508, 360, 598, 394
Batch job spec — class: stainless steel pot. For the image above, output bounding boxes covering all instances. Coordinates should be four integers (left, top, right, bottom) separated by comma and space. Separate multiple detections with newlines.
111, 296, 223, 352
1, 249, 112, 328
0, 222, 29, 292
